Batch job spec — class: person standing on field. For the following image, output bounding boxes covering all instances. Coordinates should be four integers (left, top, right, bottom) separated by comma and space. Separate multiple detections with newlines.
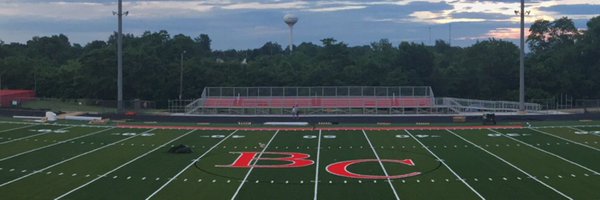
292, 105, 299, 119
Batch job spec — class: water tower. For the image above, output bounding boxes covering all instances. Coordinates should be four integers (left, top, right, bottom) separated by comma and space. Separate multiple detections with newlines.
283, 14, 298, 52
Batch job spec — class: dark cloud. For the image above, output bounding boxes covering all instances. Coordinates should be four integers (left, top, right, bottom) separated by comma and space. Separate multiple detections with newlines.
450, 12, 508, 20
1, 0, 115, 3
540, 4, 600, 15
1, 0, 597, 49
458, 0, 550, 2
403, 1, 454, 12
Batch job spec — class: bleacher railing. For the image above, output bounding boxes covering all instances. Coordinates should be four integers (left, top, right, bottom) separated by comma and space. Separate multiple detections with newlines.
436, 97, 542, 112
182, 86, 542, 115
203, 86, 434, 98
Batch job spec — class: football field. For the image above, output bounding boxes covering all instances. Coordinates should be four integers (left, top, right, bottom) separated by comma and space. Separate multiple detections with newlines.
0, 121, 598, 199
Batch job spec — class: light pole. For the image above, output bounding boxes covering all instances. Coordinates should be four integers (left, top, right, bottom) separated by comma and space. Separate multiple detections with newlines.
0, 74, 2, 107
114, 0, 128, 112
179, 50, 186, 100
516, 0, 527, 112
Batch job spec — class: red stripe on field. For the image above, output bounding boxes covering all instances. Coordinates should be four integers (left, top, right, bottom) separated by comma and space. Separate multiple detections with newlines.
116, 124, 523, 131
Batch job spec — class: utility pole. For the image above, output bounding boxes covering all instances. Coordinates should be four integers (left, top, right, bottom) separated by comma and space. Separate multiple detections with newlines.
448, 23, 452, 46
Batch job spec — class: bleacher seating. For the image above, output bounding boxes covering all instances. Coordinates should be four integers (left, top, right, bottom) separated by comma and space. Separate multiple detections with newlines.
203, 97, 433, 108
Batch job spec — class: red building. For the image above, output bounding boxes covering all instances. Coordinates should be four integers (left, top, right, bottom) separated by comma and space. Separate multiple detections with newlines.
0, 90, 35, 107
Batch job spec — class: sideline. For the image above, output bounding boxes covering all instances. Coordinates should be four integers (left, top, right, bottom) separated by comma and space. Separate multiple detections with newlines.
118, 124, 523, 131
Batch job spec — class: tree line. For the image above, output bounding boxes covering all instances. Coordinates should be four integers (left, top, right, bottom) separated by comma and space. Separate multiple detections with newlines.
0, 16, 598, 107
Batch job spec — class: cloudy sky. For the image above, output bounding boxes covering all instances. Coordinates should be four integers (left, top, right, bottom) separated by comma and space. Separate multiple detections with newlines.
0, 0, 598, 50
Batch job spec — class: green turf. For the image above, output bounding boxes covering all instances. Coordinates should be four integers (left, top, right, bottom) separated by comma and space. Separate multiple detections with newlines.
234, 130, 319, 200
408, 130, 566, 199
453, 129, 600, 199
151, 130, 276, 200
0, 121, 598, 200
365, 130, 481, 199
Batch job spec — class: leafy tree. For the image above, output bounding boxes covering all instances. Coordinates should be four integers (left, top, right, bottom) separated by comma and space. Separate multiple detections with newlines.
1, 16, 599, 107
528, 17, 580, 54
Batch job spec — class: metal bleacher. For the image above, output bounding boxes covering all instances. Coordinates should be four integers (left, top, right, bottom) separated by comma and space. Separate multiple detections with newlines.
185, 86, 438, 115
183, 86, 541, 115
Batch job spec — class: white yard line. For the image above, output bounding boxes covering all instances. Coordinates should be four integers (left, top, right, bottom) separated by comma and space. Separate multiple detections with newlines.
489, 129, 599, 175
529, 128, 600, 152
362, 130, 400, 200
568, 127, 600, 138
447, 129, 573, 200
0, 126, 72, 145
145, 129, 239, 200
405, 130, 485, 200
535, 125, 600, 129
0, 128, 152, 188
0, 124, 37, 134
0, 121, 113, 129
0, 127, 115, 162
313, 129, 322, 200
230, 130, 279, 200
54, 129, 196, 200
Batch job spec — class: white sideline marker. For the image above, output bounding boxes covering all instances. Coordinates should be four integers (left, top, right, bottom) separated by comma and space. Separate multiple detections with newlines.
313, 130, 322, 200
448, 129, 573, 200
489, 129, 599, 175
405, 130, 485, 200
0, 127, 115, 162
0, 127, 72, 145
54, 129, 196, 200
529, 128, 600, 152
0, 124, 37, 134
230, 130, 279, 200
362, 130, 400, 200
145, 130, 239, 200
0, 129, 151, 188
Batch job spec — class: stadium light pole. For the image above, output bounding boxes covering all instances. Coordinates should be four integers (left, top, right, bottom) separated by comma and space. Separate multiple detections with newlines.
0, 75, 2, 107
519, 0, 525, 112
179, 50, 186, 100
115, 0, 128, 112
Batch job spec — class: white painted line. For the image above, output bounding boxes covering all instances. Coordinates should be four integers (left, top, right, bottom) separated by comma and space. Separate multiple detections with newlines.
362, 130, 400, 200
145, 129, 239, 200
0, 126, 72, 145
0, 129, 152, 188
0, 124, 38, 134
0, 128, 115, 162
489, 129, 599, 175
529, 128, 600, 152
313, 130, 322, 200
568, 127, 600, 137
448, 129, 573, 200
230, 130, 279, 200
405, 130, 485, 200
54, 129, 196, 200
535, 125, 600, 129
0, 121, 110, 129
